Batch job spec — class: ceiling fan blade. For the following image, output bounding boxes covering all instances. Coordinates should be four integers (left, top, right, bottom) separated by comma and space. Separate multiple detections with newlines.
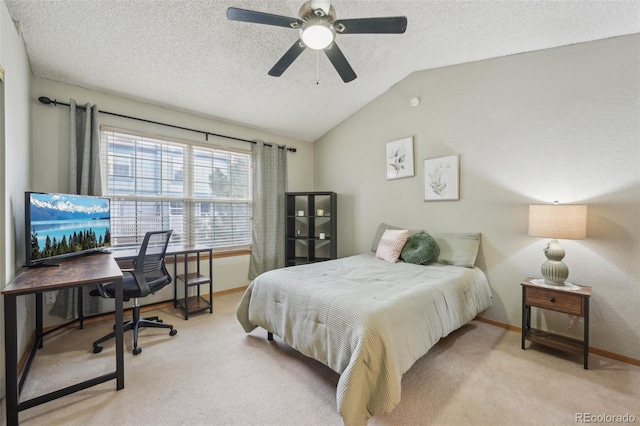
227, 7, 303, 29
269, 41, 307, 77
333, 17, 408, 34
324, 42, 357, 83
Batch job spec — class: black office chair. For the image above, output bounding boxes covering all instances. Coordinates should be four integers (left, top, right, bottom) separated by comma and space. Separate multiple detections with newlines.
90, 230, 177, 355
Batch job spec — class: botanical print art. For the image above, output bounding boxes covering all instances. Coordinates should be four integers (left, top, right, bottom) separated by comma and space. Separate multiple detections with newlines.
386, 137, 414, 180
424, 155, 459, 201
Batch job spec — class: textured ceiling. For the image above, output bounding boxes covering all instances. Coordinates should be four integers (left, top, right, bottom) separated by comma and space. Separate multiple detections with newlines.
5, 0, 640, 142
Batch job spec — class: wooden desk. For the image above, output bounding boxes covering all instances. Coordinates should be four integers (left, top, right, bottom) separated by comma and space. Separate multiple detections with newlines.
113, 244, 213, 320
2, 253, 125, 425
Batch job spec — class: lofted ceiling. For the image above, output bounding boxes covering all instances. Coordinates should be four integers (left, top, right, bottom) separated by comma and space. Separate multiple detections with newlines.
5, 0, 640, 142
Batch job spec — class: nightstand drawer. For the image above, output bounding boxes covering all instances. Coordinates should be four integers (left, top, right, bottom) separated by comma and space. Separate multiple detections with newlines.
525, 287, 583, 316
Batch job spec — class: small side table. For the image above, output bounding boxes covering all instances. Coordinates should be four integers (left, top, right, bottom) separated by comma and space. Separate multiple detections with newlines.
521, 277, 591, 369
173, 246, 213, 320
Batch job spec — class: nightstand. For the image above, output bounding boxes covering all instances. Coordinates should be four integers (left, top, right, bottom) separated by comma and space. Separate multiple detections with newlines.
521, 277, 591, 369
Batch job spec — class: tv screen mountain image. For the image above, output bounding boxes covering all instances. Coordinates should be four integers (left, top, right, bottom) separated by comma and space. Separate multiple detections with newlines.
26, 192, 111, 265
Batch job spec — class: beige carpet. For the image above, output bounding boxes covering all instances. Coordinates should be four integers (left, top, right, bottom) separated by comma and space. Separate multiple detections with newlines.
2, 290, 638, 425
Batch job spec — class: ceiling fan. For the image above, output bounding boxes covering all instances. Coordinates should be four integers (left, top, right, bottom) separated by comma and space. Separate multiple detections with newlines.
226, 0, 407, 83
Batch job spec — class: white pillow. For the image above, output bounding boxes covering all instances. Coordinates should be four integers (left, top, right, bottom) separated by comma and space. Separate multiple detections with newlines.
371, 223, 423, 252
375, 229, 409, 263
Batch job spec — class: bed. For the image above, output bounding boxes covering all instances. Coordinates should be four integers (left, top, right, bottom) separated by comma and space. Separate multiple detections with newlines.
237, 230, 493, 425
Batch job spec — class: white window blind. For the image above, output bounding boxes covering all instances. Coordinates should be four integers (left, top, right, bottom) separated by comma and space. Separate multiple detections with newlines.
101, 127, 252, 251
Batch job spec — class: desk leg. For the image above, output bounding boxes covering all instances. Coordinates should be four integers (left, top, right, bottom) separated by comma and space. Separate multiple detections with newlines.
209, 249, 213, 313
114, 277, 125, 389
78, 286, 84, 329
184, 253, 189, 320
4, 294, 19, 426
36, 292, 43, 349
196, 253, 201, 302
173, 254, 178, 308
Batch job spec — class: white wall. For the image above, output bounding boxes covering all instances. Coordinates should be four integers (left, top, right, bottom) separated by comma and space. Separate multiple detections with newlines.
314, 35, 640, 360
31, 77, 313, 196
31, 77, 314, 326
1, 0, 33, 397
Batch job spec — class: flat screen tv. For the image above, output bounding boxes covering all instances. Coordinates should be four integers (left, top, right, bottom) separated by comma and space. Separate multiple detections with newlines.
25, 191, 111, 266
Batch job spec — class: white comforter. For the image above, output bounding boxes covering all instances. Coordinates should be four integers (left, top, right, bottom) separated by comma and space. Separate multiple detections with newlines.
236, 254, 493, 425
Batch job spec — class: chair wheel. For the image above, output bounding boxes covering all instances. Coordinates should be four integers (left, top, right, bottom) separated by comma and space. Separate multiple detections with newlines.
93, 345, 103, 354
170, 329, 177, 336
133, 347, 142, 355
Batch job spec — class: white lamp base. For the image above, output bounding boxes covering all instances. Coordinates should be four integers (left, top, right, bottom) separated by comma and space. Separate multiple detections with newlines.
541, 239, 568, 285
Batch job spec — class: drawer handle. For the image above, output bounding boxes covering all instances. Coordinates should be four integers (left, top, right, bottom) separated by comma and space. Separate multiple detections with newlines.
549, 297, 556, 303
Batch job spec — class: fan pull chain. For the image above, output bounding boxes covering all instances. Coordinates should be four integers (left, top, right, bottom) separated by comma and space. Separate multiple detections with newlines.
316, 50, 320, 85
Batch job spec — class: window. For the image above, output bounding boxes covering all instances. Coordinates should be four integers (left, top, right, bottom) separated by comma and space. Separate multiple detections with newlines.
101, 127, 252, 251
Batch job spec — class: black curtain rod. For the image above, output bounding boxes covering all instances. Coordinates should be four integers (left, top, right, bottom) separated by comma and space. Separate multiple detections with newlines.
38, 96, 296, 153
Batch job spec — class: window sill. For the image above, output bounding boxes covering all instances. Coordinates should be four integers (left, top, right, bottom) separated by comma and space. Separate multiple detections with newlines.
213, 248, 251, 259
163, 248, 251, 264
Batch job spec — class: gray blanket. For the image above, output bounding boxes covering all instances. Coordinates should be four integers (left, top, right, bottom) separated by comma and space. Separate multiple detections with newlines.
237, 254, 493, 425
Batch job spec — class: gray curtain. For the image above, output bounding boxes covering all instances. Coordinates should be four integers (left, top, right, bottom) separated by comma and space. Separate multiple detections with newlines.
50, 99, 104, 319
249, 141, 288, 280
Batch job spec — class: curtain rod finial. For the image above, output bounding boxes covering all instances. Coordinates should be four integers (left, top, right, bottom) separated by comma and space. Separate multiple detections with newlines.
38, 96, 52, 105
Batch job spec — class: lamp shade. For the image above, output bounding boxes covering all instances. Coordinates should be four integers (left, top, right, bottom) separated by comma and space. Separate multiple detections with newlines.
528, 204, 587, 240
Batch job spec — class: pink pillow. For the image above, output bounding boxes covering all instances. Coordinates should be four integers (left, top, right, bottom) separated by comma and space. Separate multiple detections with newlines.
375, 229, 409, 263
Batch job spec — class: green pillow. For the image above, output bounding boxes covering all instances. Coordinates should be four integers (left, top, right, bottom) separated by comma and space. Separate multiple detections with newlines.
400, 233, 440, 265
432, 232, 480, 267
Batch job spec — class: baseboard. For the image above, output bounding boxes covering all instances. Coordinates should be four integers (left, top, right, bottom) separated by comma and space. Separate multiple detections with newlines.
474, 316, 640, 367
21, 287, 250, 373
29, 295, 637, 373
214, 286, 248, 295
41, 286, 248, 334
473, 316, 521, 333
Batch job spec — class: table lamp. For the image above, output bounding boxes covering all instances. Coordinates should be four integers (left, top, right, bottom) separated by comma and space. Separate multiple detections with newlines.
528, 203, 587, 285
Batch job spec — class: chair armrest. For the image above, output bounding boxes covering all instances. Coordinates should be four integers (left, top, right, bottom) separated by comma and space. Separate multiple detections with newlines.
93, 283, 112, 298
123, 268, 152, 295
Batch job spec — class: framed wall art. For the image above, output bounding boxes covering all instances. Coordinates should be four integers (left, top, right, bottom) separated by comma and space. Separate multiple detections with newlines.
424, 155, 459, 201
386, 136, 414, 180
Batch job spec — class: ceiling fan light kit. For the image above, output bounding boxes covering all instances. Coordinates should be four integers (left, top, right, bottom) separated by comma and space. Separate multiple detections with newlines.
301, 20, 335, 50
227, 1, 407, 83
